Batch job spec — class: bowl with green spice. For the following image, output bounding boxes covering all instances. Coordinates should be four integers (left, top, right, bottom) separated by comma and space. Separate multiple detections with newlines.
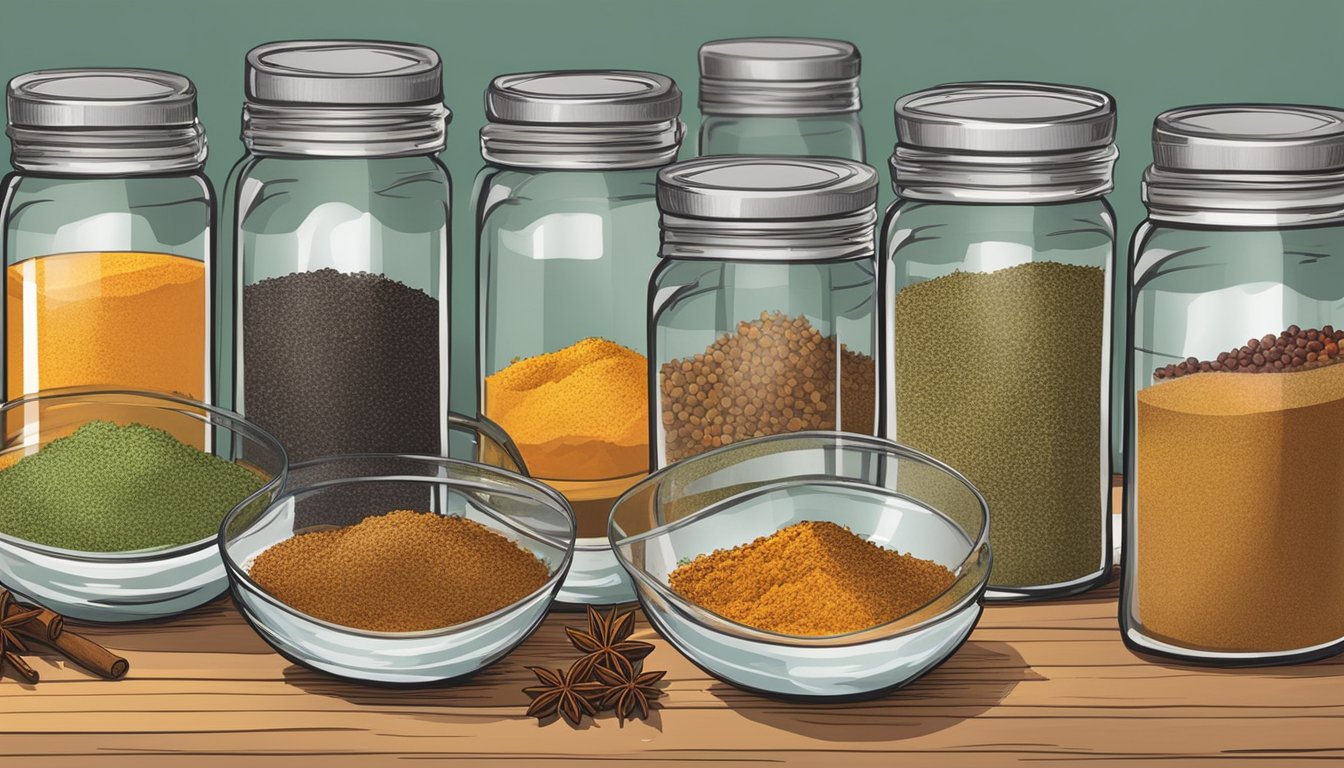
0, 389, 287, 622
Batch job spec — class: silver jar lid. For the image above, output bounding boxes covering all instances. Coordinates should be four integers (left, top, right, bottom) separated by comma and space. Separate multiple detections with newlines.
890, 81, 1117, 203
480, 70, 683, 170
657, 155, 878, 261
698, 37, 861, 116
6, 68, 206, 175
242, 40, 450, 158
1143, 104, 1344, 226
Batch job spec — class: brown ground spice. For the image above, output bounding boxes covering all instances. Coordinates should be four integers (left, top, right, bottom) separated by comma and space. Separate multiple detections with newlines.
659, 311, 876, 464
248, 510, 550, 632
1137, 337, 1344, 652
667, 520, 955, 636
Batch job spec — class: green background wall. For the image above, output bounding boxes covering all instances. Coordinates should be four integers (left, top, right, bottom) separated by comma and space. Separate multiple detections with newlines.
2, 0, 1340, 466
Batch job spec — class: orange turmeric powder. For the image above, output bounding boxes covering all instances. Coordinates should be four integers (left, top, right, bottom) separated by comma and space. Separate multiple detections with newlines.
485, 337, 650, 538
6, 251, 206, 401
669, 521, 956, 636
485, 337, 648, 482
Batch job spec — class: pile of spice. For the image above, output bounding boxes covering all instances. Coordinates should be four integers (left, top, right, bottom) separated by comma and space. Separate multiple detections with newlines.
242, 268, 441, 462
248, 510, 549, 632
659, 311, 876, 464
1136, 324, 1344, 652
484, 337, 648, 481
6, 251, 206, 400
892, 261, 1105, 588
524, 606, 665, 727
668, 520, 955, 636
0, 420, 264, 552
1, 589, 129, 684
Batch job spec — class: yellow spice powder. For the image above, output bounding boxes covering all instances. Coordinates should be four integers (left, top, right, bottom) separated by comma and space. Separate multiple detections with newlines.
668, 520, 956, 636
485, 337, 648, 481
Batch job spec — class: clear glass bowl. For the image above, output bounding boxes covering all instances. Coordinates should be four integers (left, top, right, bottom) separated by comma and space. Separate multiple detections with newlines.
609, 431, 991, 700
0, 389, 288, 622
220, 453, 576, 685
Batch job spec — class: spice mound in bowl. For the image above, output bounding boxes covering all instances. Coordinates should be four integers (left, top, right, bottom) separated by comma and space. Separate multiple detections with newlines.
0, 390, 287, 623
668, 521, 955, 637
221, 455, 576, 685
0, 420, 264, 552
609, 431, 991, 700
248, 510, 550, 633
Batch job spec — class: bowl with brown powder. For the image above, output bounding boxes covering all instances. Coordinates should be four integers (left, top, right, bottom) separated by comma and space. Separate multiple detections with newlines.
609, 431, 991, 700
220, 455, 576, 685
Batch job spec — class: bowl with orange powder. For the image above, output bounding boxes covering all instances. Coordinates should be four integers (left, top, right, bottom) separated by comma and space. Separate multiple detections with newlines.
220, 452, 576, 685
609, 431, 991, 700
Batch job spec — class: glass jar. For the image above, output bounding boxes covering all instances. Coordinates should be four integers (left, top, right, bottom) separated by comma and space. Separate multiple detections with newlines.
225, 41, 451, 461
2, 69, 211, 402
698, 38, 864, 161
651, 156, 879, 469
882, 82, 1118, 600
1124, 105, 1344, 665
475, 70, 683, 606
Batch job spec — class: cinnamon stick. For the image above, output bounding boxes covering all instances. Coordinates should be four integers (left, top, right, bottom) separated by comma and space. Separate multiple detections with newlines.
3, 650, 38, 684
3, 598, 62, 642
36, 629, 129, 680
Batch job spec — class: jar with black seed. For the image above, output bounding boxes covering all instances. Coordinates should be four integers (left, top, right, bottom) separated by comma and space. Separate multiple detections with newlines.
222, 40, 451, 461
882, 82, 1118, 600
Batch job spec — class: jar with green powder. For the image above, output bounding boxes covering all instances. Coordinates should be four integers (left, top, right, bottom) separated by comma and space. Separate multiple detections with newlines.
0, 390, 287, 622
881, 82, 1117, 600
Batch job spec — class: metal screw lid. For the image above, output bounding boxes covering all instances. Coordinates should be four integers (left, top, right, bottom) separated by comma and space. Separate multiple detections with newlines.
241, 40, 449, 158
657, 156, 878, 262
658, 155, 876, 219
486, 71, 681, 124
246, 40, 443, 105
1152, 105, 1344, 173
700, 38, 859, 82
1142, 104, 1344, 226
6, 68, 206, 174
698, 38, 861, 116
895, 81, 1115, 154
890, 81, 1118, 203
480, 70, 683, 170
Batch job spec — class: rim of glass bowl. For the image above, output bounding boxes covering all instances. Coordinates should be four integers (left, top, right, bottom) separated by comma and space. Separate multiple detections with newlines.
608, 430, 992, 648
0, 387, 289, 563
219, 456, 578, 640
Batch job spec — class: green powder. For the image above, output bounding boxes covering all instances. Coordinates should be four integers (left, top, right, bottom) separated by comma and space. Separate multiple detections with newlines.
892, 261, 1104, 588
0, 420, 265, 552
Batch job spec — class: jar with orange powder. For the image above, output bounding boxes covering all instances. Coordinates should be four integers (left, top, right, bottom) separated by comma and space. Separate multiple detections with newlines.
2, 69, 211, 403
475, 70, 684, 605
1126, 105, 1344, 665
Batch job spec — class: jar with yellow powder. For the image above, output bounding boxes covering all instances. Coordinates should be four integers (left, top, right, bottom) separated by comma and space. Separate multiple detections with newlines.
2, 69, 211, 402
475, 70, 684, 605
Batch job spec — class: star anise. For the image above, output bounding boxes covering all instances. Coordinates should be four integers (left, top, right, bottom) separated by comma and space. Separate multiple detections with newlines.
523, 659, 606, 726
565, 606, 654, 676
1, 590, 41, 684
595, 661, 665, 724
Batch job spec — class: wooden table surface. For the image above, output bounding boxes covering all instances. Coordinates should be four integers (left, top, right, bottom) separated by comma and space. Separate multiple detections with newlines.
3, 487, 1342, 767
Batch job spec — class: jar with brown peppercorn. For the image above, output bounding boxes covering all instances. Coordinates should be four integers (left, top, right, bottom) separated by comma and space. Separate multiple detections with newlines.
1125, 104, 1344, 665
650, 156, 879, 468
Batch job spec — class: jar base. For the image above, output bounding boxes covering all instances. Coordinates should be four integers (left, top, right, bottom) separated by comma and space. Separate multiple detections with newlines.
1122, 624, 1344, 668
985, 564, 1112, 602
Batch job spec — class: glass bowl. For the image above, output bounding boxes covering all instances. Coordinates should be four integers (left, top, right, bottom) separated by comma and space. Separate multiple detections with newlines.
0, 388, 288, 622
220, 452, 576, 685
609, 431, 991, 700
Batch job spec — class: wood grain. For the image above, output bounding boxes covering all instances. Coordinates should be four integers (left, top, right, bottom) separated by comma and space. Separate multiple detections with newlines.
2, 485, 1341, 767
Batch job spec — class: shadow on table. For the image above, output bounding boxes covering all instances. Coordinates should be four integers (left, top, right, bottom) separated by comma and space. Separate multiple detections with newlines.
708, 639, 1039, 742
